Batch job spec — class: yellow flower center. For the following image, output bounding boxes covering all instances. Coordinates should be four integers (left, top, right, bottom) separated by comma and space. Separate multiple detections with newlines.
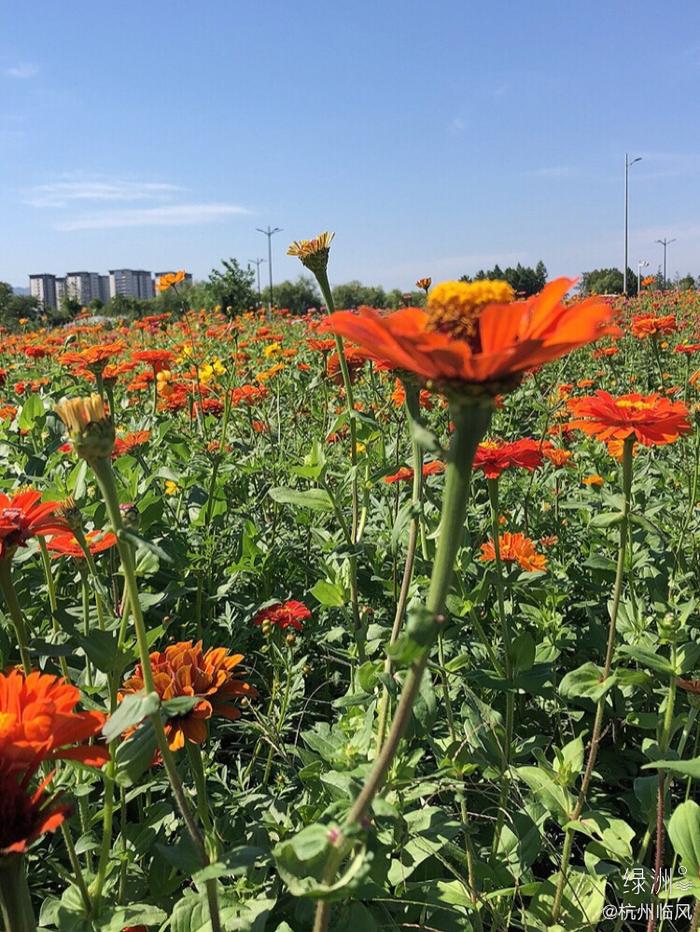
426, 280, 515, 341
616, 399, 655, 413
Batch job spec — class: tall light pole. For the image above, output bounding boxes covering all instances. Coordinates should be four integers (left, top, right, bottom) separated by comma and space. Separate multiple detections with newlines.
248, 257, 265, 304
654, 237, 676, 289
256, 226, 282, 311
637, 259, 649, 297
623, 154, 642, 296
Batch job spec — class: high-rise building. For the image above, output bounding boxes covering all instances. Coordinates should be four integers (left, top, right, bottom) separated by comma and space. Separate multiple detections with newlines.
109, 269, 154, 300
29, 274, 57, 309
99, 275, 110, 305
55, 277, 66, 306
65, 272, 102, 305
155, 271, 192, 291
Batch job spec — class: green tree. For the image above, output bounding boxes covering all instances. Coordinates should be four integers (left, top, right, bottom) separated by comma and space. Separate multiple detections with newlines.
461, 261, 547, 297
580, 267, 638, 295
0, 282, 40, 326
261, 276, 321, 314
206, 259, 257, 315
678, 274, 696, 292
331, 280, 388, 309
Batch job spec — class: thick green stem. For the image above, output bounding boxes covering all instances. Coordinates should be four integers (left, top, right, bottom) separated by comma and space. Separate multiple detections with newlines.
313, 399, 493, 932
0, 558, 32, 673
551, 436, 634, 922
0, 855, 36, 932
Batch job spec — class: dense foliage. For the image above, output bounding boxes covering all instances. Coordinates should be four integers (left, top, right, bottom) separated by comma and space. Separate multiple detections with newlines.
1, 279, 700, 931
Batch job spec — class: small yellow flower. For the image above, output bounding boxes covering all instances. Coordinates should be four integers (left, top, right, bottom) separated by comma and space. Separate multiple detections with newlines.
355, 442, 366, 455
263, 342, 282, 358
164, 480, 179, 495
212, 358, 226, 375
256, 363, 285, 383
199, 363, 215, 384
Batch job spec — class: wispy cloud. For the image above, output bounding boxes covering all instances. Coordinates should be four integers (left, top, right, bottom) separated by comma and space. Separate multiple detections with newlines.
4, 63, 39, 79
449, 116, 466, 134
55, 203, 251, 231
522, 166, 573, 179
25, 179, 185, 208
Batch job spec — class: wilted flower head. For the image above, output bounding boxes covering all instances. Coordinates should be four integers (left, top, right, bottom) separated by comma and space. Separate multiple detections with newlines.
0, 769, 70, 855
287, 232, 335, 275
415, 277, 432, 293
54, 394, 115, 461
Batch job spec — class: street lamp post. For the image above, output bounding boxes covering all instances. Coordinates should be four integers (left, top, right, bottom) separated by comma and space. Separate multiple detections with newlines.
637, 260, 649, 297
256, 226, 282, 311
623, 154, 642, 296
654, 238, 676, 290
248, 258, 265, 304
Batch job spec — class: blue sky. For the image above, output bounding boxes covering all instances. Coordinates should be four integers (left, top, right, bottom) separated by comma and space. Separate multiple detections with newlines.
2, 0, 700, 289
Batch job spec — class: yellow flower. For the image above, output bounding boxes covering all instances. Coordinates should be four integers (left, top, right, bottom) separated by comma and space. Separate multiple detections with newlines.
164, 480, 179, 495
55, 394, 115, 461
256, 363, 285, 383
287, 231, 335, 274
354, 442, 366, 455
212, 358, 226, 375
263, 342, 282, 358
156, 270, 186, 293
426, 279, 515, 341
199, 363, 215, 384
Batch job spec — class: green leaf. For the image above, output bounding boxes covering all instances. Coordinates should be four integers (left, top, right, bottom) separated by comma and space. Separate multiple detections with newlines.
19, 394, 45, 431
162, 696, 200, 717
589, 511, 623, 528
103, 691, 160, 742
99, 904, 167, 931
668, 800, 700, 877
559, 662, 616, 702
119, 528, 173, 564
310, 579, 346, 607
115, 720, 157, 786
512, 632, 536, 674
643, 758, 700, 779
616, 645, 674, 676
517, 766, 574, 821
269, 486, 334, 512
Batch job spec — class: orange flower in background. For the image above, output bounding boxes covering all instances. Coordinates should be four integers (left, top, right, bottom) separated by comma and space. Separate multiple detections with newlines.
390, 380, 433, 409
156, 270, 186, 292
542, 442, 573, 467
320, 278, 617, 393
46, 529, 117, 559
566, 391, 691, 446
0, 670, 108, 772
119, 642, 255, 750
480, 531, 547, 572
384, 460, 446, 484
0, 491, 70, 561
630, 314, 677, 338
131, 349, 176, 372
675, 343, 700, 355
473, 438, 544, 479
583, 474, 605, 487
593, 346, 619, 359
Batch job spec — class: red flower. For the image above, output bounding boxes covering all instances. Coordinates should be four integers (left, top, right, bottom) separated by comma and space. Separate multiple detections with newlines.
0, 491, 70, 560
46, 529, 117, 559
473, 439, 544, 479
565, 391, 691, 446
253, 600, 311, 632
0, 769, 70, 855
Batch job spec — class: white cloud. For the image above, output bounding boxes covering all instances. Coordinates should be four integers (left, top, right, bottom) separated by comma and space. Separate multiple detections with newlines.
55, 202, 251, 231
449, 116, 466, 134
522, 166, 573, 179
4, 63, 39, 79
25, 180, 185, 208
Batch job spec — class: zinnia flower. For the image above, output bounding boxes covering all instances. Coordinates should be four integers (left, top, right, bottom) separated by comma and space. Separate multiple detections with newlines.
480, 531, 547, 572
253, 600, 311, 632
473, 438, 544, 479
319, 278, 617, 395
565, 391, 691, 446
287, 232, 335, 275
0, 491, 70, 561
0, 768, 70, 855
0, 670, 108, 771
631, 314, 676, 338
119, 642, 255, 750
45, 529, 117, 559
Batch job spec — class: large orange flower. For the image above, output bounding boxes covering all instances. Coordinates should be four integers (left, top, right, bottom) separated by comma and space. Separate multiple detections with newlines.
565, 391, 691, 446
480, 531, 547, 572
119, 641, 255, 750
0, 769, 70, 855
319, 278, 617, 392
630, 314, 677, 338
0, 491, 70, 561
0, 670, 108, 772
473, 438, 544, 479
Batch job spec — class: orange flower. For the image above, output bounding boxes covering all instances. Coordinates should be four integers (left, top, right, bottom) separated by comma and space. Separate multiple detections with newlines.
473, 438, 544, 479
0, 670, 108, 772
583, 474, 605, 487
131, 349, 176, 372
319, 278, 617, 394
566, 391, 691, 446
0, 491, 70, 561
119, 642, 255, 751
46, 529, 117, 558
0, 769, 70, 855
676, 343, 700, 355
156, 270, 186, 292
480, 531, 547, 572
631, 314, 677, 338
542, 442, 573, 467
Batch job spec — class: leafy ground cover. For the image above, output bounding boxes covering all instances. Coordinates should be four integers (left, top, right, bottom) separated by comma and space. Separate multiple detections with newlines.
1, 247, 700, 932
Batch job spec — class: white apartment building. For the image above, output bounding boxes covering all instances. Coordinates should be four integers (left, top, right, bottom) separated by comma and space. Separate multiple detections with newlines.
65, 272, 102, 305
29, 273, 57, 308
109, 269, 155, 300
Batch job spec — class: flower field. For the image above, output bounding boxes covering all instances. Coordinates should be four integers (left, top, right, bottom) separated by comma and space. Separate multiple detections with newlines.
3, 241, 700, 932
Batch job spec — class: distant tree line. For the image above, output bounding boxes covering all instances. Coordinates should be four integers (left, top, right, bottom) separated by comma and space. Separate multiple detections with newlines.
580, 268, 698, 295
461, 261, 548, 297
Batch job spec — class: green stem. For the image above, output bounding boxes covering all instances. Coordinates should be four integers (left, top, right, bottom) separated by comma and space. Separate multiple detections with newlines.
89, 454, 221, 932
312, 399, 493, 932
91, 744, 117, 907
0, 855, 37, 932
551, 436, 634, 922
38, 538, 71, 680
0, 558, 32, 673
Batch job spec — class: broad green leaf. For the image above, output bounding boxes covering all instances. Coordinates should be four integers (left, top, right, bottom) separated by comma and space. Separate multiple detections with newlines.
269, 486, 334, 512
103, 690, 160, 741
